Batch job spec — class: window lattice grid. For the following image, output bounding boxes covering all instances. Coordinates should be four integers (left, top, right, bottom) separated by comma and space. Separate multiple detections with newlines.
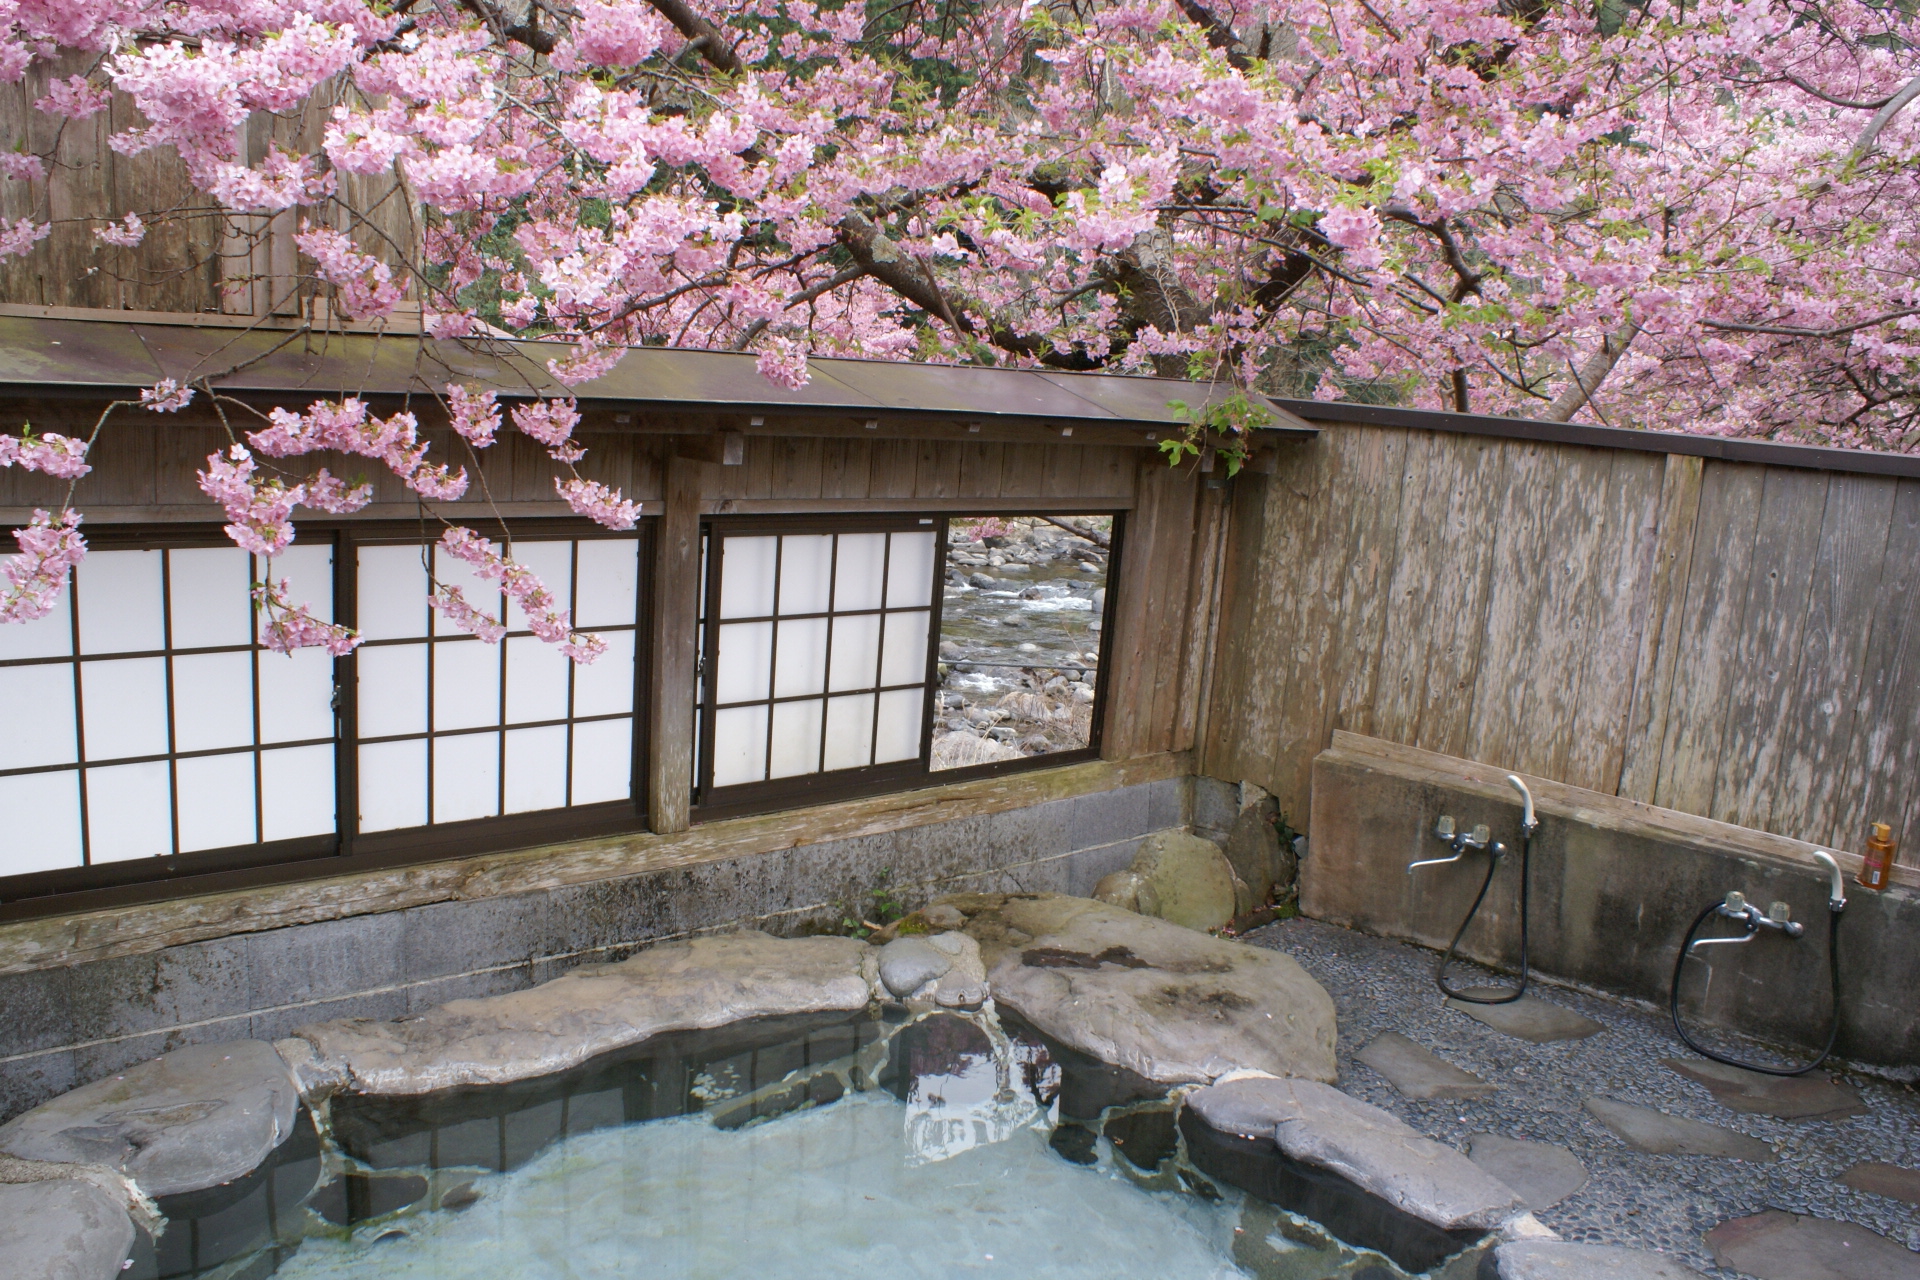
701, 526, 939, 791
351, 535, 644, 834
0, 542, 338, 878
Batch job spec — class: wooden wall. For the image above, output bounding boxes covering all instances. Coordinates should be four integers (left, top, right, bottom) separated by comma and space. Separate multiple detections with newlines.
1202, 423, 1920, 869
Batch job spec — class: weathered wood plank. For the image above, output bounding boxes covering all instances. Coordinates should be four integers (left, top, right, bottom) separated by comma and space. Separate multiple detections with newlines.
1195, 466, 1277, 784
647, 451, 705, 833
1839, 477, 1920, 866
957, 442, 1005, 498
914, 440, 961, 499
867, 440, 918, 498
1616, 453, 1705, 802
1103, 457, 1189, 759
819, 439, 868, 500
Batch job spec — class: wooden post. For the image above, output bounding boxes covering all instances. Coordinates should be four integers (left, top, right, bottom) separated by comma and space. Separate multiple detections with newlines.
648, 449, 706, 833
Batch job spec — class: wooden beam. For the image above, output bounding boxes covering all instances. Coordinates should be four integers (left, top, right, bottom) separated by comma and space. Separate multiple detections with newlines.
649, 450, 706, 833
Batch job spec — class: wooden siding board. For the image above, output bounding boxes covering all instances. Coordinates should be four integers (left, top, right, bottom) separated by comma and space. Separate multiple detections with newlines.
1616, 454, 1705, 802
1840, 478, 1920, 866
1327, 427, 1410, 749
957, 442, 1005, 498
1196, 467, 1277, 784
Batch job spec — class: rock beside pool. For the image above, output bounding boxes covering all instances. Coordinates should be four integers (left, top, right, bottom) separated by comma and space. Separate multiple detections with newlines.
1489, 1241, 1707, 1279
1093, 832, 1239, 931
0, 1178, 136, 1280
1185, 1076, 1527, 1231
935, 893, 1337, 1084
878, 936, 950, 998
0, 1040, 300, 1198
288, 932, 872, 1097
874, 933, 985, 1008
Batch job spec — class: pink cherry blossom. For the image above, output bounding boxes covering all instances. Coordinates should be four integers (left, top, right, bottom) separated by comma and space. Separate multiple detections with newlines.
556, 477, 642, 530
438, 526, 605, 662
140, 380, 195, 412
94, 213, 147, 247
446, 383, 502, 447
0, 430, 92, 479
510, 399, 581, 448
254, 576, 361, 655
1, 509, 86, 626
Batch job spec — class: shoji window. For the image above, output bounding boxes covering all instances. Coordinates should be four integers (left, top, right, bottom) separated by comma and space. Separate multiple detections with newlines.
697, 520, 939, 804
350, 534, 644, 835
0, 540, 338, 881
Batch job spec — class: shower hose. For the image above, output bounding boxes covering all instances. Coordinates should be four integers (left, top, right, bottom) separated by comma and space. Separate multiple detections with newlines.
1668, 898, 1844, 1077
1433, 826, 1532, 1006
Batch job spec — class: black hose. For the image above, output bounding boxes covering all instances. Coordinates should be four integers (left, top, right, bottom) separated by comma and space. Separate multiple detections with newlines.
1434, 828, 1531, 1005
1669, 899, 1843, 1077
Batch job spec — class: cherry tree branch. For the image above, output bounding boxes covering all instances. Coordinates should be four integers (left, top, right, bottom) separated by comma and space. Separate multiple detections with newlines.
642, 0, 742, 74
1847, 74, 1920, 167
1701, 308, 1920, 337
1544, 322, 1639, 422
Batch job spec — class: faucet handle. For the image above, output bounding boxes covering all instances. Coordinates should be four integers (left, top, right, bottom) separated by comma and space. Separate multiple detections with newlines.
1767, 900, 1792, 924
1468, 823, 1491, 848
1434, 815, 1456, 840
1723, 890, 1748, 914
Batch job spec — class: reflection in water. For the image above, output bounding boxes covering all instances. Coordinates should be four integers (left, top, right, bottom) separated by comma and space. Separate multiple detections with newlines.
896, 1012, 1048, 1165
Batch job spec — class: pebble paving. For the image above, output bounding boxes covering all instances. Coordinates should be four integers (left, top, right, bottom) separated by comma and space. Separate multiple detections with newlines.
1242, 917, 1920, 1278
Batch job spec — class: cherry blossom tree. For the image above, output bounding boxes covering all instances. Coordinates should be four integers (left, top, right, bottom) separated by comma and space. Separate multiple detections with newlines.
1, 0, 1917, 650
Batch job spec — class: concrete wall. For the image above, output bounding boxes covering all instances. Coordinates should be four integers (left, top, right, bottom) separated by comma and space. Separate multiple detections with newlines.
1304, 733, 1919, 1074
0, 775, 1185, 1122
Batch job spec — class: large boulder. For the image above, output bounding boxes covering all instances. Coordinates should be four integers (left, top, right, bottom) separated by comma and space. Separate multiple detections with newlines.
284, 932, 871, 1097
0, 1040, 300, 1198
935, 892, 1337, 1085
0, 1179, 135, 1280
1224, 796, 1294, 906
1093, 831, 1240, 931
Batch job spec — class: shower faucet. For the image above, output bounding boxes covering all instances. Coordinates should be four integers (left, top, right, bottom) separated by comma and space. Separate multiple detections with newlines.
1407, 816, 1497, 873
1685, 851, 1848, 954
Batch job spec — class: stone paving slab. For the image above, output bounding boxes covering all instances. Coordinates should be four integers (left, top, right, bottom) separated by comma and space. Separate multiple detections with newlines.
1356, 1031, 1496, 1100
1447, 991, 1607, 1043
0, 1040, 299, 1197
1661, 1058, 1867, 1120
1468, 1133, 1588, 1212
1705, 1209, 1920, 1280
0, 1178, 135, 1280
1489, 1240, 1706, 1278
1838, 1160, 1920, 1206
1581, 1097, 1775, 1162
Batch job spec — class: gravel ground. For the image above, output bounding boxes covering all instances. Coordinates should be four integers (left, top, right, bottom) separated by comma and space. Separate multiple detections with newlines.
1241, 916, 1920, 1278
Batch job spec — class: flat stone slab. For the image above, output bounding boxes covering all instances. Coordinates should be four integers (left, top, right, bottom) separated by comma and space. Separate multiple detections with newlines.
0, 1179, 136, 1280
1490, 1240, 1707, 1279
0, 1040, 300, 1197
1661, 1058, 1867, 1120
1706, 1209, 1920, 1280
1184, 1076, 1525, 1230
1468, 1133, 1588, 1211
1447, 991, 1606, 1042
287, 932, 872, 1096
942, 893, 1337, 1085
1839, 1160, 1920, 1205
1582, 1097, 1775, 1162
1357, 1031, 1496, 1100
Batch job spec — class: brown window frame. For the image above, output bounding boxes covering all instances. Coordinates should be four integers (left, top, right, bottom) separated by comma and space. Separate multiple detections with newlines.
691, 510, 1122, 822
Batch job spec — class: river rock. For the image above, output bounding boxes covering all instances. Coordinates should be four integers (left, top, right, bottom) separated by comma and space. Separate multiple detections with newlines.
1092, 869, 1158, 916
925, 931, 988, 1009
0, 1179, 135, 1280
1489, 1241, 1707, 1279
878, 936, 952, 998
1224, 799, 1287, 906
286, 932, 871, 1097
1131, 832, 1239, 930
0, 1040, 300, 1198
1183, 1076, 1527, 1231
936, 893, 1337, 1084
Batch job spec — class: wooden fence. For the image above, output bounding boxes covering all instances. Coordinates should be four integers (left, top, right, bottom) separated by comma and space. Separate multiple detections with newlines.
1200, 419, 1920, 870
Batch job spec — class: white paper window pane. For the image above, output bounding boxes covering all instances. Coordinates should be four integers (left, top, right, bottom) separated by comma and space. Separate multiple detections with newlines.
575, 539, 639, 627
833, 534, 887, 612
504, 725, 568, 813
168, 547, 252, 649
874, 688, 924, 764
826, 614, 880, 692
885, 532, 936, 608
505, 636, 570, 724
500, 539, 572, 632
175, 752, 256, 852
357, 545, 430, 640
433, 731, 500, 824
356, 644, 428, 738
570, 717, 632, 804
572, 630, 635, 718
77, 550, 164, 654
768, 699, 824, 779
434, 639, 501, 731
718, 537, 778, 619
267, 543, 336, 626
0, 586, 71, 659
715, 621, 772, 703
358, 739, 427, 832
0, 771, 83, 874
822, 695, 874, 771
772, 617, 828, 698
778, 535, 834, 615
261, 744, 335, 841
880, 610, 930, 686
710, 705, 769, 787
171, 651, 254, 753
80, 657, 169, 760
0, 664, 76, 769
86, 761, 172, 861
258, 648, 334, 744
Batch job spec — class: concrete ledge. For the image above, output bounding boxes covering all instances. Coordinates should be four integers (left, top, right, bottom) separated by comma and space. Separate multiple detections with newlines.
1304, 733, 1919, 1070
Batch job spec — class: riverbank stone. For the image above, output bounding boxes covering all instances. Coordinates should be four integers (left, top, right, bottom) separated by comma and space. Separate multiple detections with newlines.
1101, 832, 1240, 931
1357, 1032, 1496, 1100
938, 892, 1337, 1084
0, 1040, 299, 1197
1660, 1058, 1866, 1120
878, 936, 950, 998
1582, 1097, 1775, 1162
1467, 1134, 1588, 1212
1705, 1209, 1920, 1280
1447, 993, 1606, 1043
1487, 1241, 1707, 1279
0, 1179, 136, 1280
288, 932, 872, 1096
